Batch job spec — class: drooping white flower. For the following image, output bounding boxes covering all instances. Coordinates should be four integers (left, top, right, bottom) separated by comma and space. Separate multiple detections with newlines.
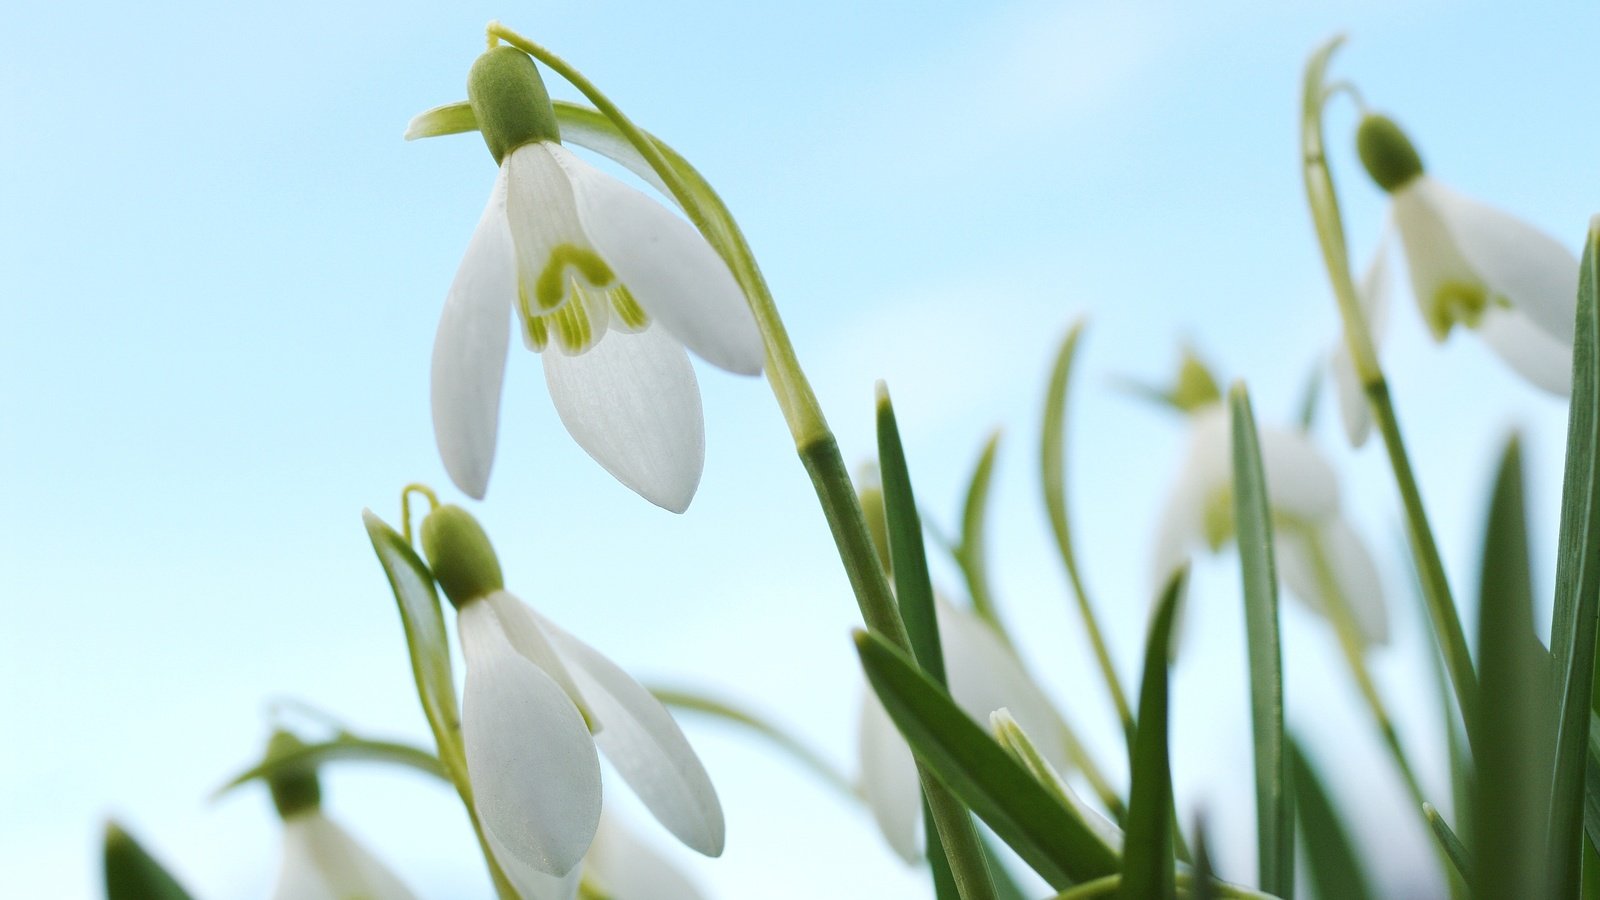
1348, 113, 1576, 401
273, 810, 419, 900
1152, 403, 1387, 645
421, 505, 723, 889
429, 46, 764, 511
856, 596, 1072, 861
260, 731, 417, 900
583, 811, 709, 900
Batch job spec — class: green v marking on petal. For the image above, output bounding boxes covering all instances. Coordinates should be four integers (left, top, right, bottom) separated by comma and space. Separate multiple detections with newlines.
535, 244, 615, 310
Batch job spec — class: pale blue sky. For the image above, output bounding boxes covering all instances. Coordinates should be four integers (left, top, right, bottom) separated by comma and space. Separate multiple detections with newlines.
4, 1, 1597, 897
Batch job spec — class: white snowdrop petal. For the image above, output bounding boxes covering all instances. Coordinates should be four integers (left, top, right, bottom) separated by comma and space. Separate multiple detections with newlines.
937, 598, 1072, 775
432, 169, 515, 499
1331, 347, 1371, 447
587, 813, 708, 900
551, 144, 764, 375
542, 327, 705, 513
273, 812, 418, 900
1150, 406, 1228, 587
1392, 181, 1482, 337
857, 690, 923, 863
1258, 426, 1341, 523
1276, 519, 1388, 647
485, 592, 591, 717
531, 610, 725, 857
1477, 305, 1573, 395
484, 827, 583, 900
555, 117, 676, 200
1423, 177, 1579, 344
1332, 242, 1390, 446
504, 143, 596, 311
459, 602, 602, 876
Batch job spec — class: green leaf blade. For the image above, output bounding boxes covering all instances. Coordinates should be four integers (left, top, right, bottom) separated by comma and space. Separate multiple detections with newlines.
103, 822, 195, 900
955, 430, 1003, 630
1291, 740, 1374, 900
1549, 222, 1600, 895
877, 385, 944, 685
363, 510, 461, 757
854, 630, 1120, 889
1228, 384, 1293, 897
1118, 575, 1183, 900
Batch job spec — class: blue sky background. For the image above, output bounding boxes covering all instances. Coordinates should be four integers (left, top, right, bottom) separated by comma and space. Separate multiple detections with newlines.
4, 1, 1598, 897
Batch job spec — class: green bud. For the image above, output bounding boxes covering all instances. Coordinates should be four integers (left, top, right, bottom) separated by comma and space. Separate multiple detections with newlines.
468, 46, 561, 165
1356, 114, 1424, 193
421, 504, 504, 609
265, 731, 321, 819
1170, 347, 1222, 413
103, 821, 196, 900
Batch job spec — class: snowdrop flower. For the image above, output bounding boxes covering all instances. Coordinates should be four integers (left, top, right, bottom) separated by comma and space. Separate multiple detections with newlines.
582, 811, 709, 900
419, 504, 723, 892
1152, 401, 1387, 645
264, 732, 418, 900
430, 46, 764, 511
1350, 113, 1576, 397
857, 596, 1072, 861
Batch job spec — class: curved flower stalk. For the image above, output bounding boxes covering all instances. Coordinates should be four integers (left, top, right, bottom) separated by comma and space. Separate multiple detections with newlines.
426, 46, 764, 511
1153, 400, 1388, 646
1348, 113, 1577, 398
857, 596, 1077, 861
262, 732, 419, 900
418, 504, 724, 890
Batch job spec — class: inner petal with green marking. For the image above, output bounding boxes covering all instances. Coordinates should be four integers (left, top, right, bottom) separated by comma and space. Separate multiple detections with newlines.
526, 243, 617, 312
516, 274, 651, 356
1424, 280, 1488, 339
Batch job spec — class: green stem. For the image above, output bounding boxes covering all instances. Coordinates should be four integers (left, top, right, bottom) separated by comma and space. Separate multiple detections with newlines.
485, 23, 996, 897
1299, 35, 1477, 734
1050, 872, 1277, 900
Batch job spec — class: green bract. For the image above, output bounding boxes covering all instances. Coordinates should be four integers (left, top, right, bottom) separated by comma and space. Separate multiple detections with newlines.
1356, 114, 1424, 193
468, 46, 560, 164
420, 504, 504, 609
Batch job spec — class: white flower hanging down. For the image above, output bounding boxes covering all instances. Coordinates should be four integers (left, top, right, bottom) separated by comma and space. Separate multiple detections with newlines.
430, 46, 764, 511
856, 596, 1073, 861
419, 504, 723, 898
1339, 113, 1578, 417
1152, 401, 1388, 646
262, 733, 419, 900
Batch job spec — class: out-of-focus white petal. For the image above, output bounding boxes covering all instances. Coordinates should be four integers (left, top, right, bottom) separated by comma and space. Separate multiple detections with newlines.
432, 169, 515, 500
1259, 427, 1341, 524
1392, 181, 1482, 338
586, 813, 707, 900
1420, 177, 1579, 345
542, 327, 705, 513
1276, 518, 1388, 647
485, 828, 583, 900
1333, 243, 1392, 446
857, 691, 922, 863
1477, 305, 1573, 394
937, 598, 1072, 775
531, 610, 725, 857
551, 144, 764, 376
1151, 406, 1228, 587
459, 601, 602, 876
554, 114, 675, 200
273, 811, 418, 900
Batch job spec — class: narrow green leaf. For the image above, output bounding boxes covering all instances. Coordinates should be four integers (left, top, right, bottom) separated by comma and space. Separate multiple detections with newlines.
1475, 435, 1552, 898
1041, 320, 1134, 739
981, 832, 1033, 900
877, 384, 945, 685
854, 630, 1120, 889
215, 735, 446, 797
1119, 575, 1184, 900
1585, 714, 1600, 854
1228, 383, 1293, 897
650, 687, 854, 799
1552, 222, 1600, 895
954, 430, 1004, 630
104, 821, 194, 900
1290, 740, 1374, 900
363, 510, 461, 757
1425, 803, 1472, 887
926, 803, 960, 900
403, 100, 477, 140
